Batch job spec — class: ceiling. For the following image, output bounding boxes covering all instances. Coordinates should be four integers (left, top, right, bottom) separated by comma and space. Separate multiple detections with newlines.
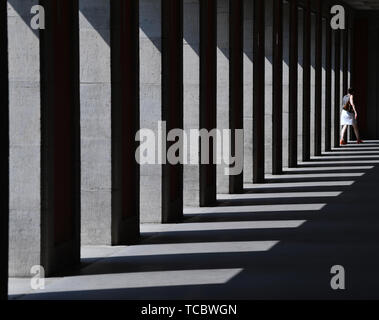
343, 0, 379, 10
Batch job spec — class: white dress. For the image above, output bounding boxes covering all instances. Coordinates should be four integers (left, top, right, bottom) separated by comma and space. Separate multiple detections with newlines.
340, 94, 356, 126
341, 109, 356, 126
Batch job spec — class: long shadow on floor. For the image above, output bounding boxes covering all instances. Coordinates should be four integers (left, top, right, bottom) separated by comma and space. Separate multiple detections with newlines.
19, 143, 379, 300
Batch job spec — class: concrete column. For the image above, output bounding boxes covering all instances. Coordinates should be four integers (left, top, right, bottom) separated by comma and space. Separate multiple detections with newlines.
347, 26, 353, 141
283, 1, 289, 169
40, 0, 80, 275
321, 17, 327, 152
297, 6, 303, 164
229, 0, 244, 193
253, 0, 265, 182
331, 30, 336, 147
310, 13, 315, 157
347, 27, 354, 88
297, 7, 304, 160
183, 0, 200, 208
314, 0, 322, 156
140, 0, 162, 222
111, 0, 140, 243
243, 0, 253, 183
342, 26, 349, 94
216, 0, 229, 194
162, 0, 183, 222
0, 0, 9, 299
288, 0, 298, 168
200, 0, 217, 206
302, 0, 310, 161
325, 15, 332, 151
272, 0, 283, 175
339, 26, 344, 139
8, 0, 80, 276
79, 0, 112, 243
264, 0, 273, 175
333, 30, 341, 148
8, 0, 41, 276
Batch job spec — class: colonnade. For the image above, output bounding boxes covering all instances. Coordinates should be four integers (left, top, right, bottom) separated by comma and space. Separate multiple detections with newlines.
0, 0, 354, 299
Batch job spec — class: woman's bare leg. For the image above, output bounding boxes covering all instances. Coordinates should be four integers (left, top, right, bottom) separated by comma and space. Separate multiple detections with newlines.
340, 125, 348, 141
352, 123, 360, 141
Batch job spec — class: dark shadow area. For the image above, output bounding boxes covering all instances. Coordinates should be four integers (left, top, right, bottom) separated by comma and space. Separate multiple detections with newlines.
7, 0, 39, 38
7, 0, 255, 63
12, 142, 379, 300
78, 0, 110, 44
183, 210, 320, 223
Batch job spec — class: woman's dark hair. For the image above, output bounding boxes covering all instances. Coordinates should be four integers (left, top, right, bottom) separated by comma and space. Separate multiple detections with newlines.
348, 88, 355, 95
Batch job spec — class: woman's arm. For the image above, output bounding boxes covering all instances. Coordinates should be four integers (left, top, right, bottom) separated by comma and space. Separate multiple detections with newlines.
350, 95, 358, 119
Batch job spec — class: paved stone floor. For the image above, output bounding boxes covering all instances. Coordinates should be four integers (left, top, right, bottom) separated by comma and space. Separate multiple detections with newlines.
8, 141, 379, 300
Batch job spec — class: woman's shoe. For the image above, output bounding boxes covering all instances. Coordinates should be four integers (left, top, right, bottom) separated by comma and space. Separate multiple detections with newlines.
340, 139, 347, 146
357, 139, 364, 144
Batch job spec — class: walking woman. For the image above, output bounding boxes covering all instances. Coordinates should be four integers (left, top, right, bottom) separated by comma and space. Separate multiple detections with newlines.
340, 88, 363, 145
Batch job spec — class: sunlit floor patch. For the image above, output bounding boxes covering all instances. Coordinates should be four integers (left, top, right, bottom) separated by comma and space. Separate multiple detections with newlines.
324, 150, 379, 155
10, 269, 244, 296
115, 241, 279, 256
313, 155, 379, 159
245, 181, 354, 189
265, 172, 364, 179
285, 166, 374, 171
141, 220, 306, 233
184, 203, 326, 214
332, 147, 379, 151
218, 192, 342, 200
298, 160, 379, 165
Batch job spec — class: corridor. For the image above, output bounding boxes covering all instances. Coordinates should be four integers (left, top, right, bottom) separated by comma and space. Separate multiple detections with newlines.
9, 141, 379, 300
2, 0, 379, 301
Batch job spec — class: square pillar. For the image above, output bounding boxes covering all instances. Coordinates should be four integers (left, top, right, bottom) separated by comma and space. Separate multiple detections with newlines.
310, 12, 316, 157
302, 0, 311, 161
253, 0, 265, 182
283, 1, 290, 169
264, 0, 273, 175
80, 0, 112, 243
325, 12, 332, 152
0, 0, 9, 300
288, 0, 298, 168
162, 0, 183, 222
111, 0, 140, 243
40, 0, 81, 275
321, 17, 327, 152
272, 0, 283, 175
297, 6, 304, 163
216, 0, 230, 195
243, 0, 254, 183
229, 0, 244, 192
314, 0, 322, 156
8, 0, 80, 277
200, 0, 217, 206
183, 0, 200, 208
333, 30, 341, 148
342, 26, 349, 95
8, 0, 41, 277
140, 0, 162, 223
